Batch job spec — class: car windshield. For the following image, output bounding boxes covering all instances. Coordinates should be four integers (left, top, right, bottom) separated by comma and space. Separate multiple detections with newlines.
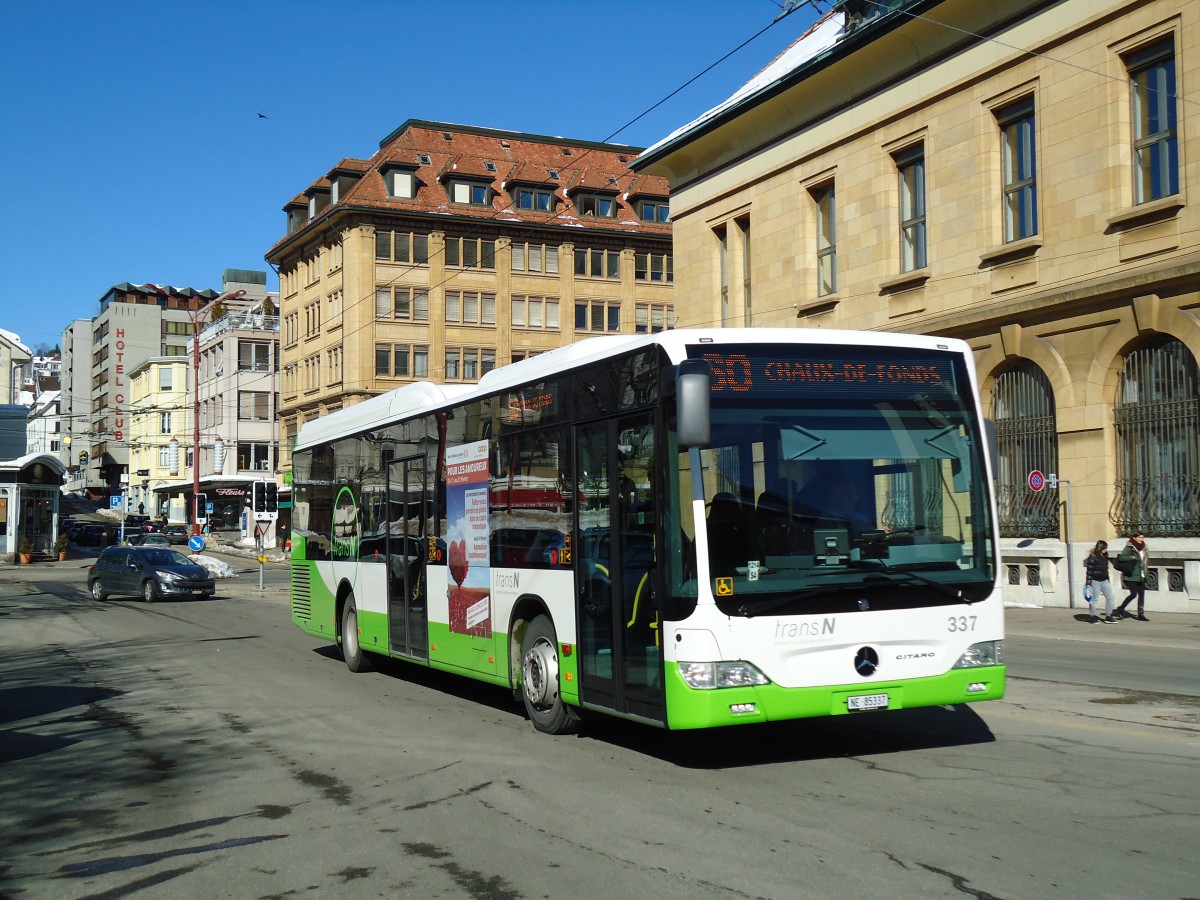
141, 549, 193, 566
665, 343, 996, 616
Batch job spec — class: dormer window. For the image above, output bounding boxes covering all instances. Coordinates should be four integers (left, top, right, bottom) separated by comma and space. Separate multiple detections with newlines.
515, 186, 555, 212
575, 191, 617, 218
418, 153, 432, 165
383, 166, 418, 200
638, 198, 670, 223
448, 179, 492, 206
307, 190, 331, 220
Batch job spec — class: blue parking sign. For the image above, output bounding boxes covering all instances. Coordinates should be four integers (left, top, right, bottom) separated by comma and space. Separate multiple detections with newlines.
110, 496, 122, 509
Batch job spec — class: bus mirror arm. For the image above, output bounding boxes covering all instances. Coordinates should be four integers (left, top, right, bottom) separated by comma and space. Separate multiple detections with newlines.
676, 360, 712, 450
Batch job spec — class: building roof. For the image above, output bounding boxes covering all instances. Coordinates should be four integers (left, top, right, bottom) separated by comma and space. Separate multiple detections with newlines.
268, 120, 671, 260
0, 328, 32, 358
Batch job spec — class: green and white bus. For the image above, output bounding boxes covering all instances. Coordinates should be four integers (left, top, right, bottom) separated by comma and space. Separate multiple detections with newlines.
290, 328, 1004, 734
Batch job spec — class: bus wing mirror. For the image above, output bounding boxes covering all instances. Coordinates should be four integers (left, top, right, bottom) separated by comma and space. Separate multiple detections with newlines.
676, 360, 711, 449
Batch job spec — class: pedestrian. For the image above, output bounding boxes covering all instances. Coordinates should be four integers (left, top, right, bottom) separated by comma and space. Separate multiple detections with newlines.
1115, 532, 1150, 621
1083, 540, 1117, 624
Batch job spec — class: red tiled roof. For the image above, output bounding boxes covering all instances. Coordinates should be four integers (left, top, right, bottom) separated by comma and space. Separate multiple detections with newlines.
269, 120, 671, 257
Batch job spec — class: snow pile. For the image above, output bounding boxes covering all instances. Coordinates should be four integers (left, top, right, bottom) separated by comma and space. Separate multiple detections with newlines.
189, 554, 237, 579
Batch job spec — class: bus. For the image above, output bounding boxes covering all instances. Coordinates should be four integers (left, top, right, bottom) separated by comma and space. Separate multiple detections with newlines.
289, 328, 1004, 734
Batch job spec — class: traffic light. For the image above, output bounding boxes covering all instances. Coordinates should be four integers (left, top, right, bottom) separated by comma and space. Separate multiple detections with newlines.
195, 492, 208, 523
253, 481, 266, 512
264, 481, 278, 512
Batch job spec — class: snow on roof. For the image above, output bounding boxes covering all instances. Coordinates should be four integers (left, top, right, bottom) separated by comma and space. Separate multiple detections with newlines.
640, 11, 845, 161
0, 327, 32, 356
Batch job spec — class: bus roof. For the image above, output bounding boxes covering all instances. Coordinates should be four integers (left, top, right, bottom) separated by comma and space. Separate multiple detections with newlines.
293, 328, 972, 452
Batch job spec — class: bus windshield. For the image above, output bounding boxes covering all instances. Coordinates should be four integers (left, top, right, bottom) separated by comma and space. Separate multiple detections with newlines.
671, 344, 996, 616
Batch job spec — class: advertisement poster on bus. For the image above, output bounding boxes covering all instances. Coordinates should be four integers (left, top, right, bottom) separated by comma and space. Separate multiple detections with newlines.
444, 440, 491, 637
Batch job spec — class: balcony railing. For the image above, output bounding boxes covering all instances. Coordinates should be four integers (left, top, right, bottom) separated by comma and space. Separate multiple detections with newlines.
1109, 474, 1200, 537
198, 313, 280, 344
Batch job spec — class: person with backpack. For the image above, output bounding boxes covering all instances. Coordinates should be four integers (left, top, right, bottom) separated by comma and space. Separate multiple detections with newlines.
1083, 540, 1118, 624
1114, 532, 1150, 621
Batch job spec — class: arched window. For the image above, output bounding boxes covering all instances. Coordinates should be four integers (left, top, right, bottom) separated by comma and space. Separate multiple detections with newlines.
992, 361, 1058, 537
1112, 336, 1200, 536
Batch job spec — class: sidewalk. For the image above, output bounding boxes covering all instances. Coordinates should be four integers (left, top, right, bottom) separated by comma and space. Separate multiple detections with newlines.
1004, 604, 1200, 651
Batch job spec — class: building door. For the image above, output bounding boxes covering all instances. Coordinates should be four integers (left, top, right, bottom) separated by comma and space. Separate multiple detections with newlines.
575, 412, 664, 724
387, 454, 428, 659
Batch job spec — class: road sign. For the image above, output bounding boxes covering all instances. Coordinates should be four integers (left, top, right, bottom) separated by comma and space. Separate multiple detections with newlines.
188, 536, 205, 552
1028, 470, 1045, 492
206, 502, 214, 513
110, 496, 122, 509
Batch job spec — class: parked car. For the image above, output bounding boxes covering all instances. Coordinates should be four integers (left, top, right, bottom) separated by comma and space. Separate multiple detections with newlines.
127, 532, 172, 547
78, 524, 110, 546
160, 524, 191, 545
88, 546, 216, 602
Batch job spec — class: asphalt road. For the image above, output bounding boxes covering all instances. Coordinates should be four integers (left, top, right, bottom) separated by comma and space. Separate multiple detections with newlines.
1, 558, 1197, 899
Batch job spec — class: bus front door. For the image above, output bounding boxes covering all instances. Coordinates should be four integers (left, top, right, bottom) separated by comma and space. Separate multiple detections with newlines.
386, 455, 428, 660
576, 413, 664, 724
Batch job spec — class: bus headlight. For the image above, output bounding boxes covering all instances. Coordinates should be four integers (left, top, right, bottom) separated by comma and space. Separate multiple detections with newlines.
679, 661, 771, 689
953, 640, 1004, 668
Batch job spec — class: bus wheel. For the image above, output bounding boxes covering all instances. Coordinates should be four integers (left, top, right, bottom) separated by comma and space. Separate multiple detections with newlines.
340, 594, 371, 673
521, 615, 580, 735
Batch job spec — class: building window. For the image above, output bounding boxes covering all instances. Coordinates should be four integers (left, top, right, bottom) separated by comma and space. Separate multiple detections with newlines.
575, 301, 621, 333
895, 146, 926, 272
992, 361, 1058, 538
635, 303, 675, 334
375, 286, 430, 322
238, 340, 272, 372
304, 298, 321, 337
375, 344, 429, 379
997, 97, 1038, 242
812, 183, 836, 296
376, 230, 430, 264
160, 412, 171, 434
515, 187, 555, 212
574, 248, 621, 279
1112, 336, 1199, 536
444, 237, 496, 269
237, 442, 271, 472
1127, 38, 1178, 204
511, 296, 560, 330
448, 180, 492, 206
634, 252, 673, 282
238, 391, 271, 421
159, 369, 173, 390
445, 291, 496, 326
512, 242, 560, 274
327, 347, 341, 385
386, 169, 417, 199
575, 192, 617, 218
444, 347, 496, 382
637, 199, 669, 223
159, 447, 171, 468
511, 350, 544, 364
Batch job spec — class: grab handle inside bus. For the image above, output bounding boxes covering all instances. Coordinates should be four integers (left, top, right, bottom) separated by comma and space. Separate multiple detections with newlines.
676, 359, 712, 449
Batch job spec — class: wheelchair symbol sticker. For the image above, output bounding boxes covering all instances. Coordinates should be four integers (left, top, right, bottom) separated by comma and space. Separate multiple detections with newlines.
715, 577, 734, 597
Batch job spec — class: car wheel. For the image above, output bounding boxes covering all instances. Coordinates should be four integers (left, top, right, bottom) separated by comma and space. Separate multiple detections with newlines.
340, 594, 371, 672
521, 614, 581, 735
142, 580, 159, 603
90, 580, 107, 601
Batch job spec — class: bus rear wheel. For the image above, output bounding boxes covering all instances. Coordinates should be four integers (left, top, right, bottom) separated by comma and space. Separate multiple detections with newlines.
341, 594, 371, 673
521, 615, 580, 735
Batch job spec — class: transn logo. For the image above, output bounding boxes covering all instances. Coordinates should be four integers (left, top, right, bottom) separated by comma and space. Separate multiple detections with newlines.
703, 354, 753, 392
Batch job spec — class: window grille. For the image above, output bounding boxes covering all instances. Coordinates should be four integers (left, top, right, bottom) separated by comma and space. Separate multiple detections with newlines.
992, 361, 1059, 537
1110, 337, 1200, 536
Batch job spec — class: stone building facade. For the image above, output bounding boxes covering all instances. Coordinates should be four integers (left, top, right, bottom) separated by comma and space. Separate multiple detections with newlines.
635, 0, 1199, 612
266, 120, 674, 475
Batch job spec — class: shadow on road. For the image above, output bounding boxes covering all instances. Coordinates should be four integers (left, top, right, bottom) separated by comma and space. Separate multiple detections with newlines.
312, 646, 996, 768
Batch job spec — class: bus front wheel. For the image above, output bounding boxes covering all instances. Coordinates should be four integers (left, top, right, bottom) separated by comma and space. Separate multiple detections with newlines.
340, 594, 371, 673
521, 615, 580, 735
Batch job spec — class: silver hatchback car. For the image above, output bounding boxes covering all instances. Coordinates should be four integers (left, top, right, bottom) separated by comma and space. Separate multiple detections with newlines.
89, 546, 216, 602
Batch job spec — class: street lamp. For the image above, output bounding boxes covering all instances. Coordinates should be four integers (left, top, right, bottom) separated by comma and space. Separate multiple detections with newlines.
146, 284, 245, 536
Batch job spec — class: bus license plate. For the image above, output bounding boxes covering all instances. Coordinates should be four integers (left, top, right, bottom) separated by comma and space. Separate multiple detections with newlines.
848, 693, 889, 711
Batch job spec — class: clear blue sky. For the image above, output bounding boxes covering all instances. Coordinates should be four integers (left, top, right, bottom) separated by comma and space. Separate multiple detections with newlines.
0, 0, 818, 354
